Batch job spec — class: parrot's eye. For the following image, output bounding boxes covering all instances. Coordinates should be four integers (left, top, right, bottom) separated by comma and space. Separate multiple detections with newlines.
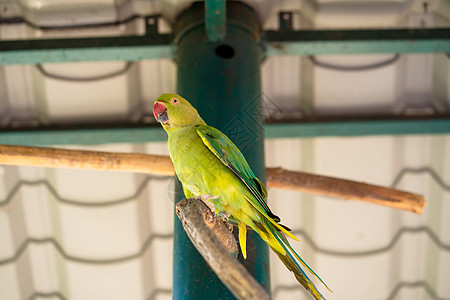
171, 97, 179, 105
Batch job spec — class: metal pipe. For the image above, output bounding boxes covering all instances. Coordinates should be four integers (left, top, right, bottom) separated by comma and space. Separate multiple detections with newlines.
172, 2, 269, 298
205, 0, 226, 42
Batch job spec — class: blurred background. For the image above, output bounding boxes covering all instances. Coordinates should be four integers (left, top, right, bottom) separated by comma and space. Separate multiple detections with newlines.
0, 0, 449, 299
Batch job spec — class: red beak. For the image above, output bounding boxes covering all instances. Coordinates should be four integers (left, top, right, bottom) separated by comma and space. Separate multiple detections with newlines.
153, 102, 168, 123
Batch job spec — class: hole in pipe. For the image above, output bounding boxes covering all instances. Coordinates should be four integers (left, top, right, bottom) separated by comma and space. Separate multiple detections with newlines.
215, 44, 235, 59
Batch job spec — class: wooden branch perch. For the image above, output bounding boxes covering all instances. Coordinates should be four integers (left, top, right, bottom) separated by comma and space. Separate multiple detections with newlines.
0, 144, 174, 176
176, 197, 270, 300
0, 144, 425, 213
266, 167, 425, 214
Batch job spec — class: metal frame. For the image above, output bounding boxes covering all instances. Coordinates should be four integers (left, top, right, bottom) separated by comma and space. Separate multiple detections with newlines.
0, 5, 449, 144
1, 116, 449, 146
1, 16, 449, 65
0, 15, 174, 64
265, 27, 450, 56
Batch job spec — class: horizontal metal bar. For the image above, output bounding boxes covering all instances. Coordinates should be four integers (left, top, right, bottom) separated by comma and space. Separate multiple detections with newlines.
265, 28, 450, 55
264, 117, 450, 138
1, 117, 449, 146
0, 36, 174, 65
0, 126, 167, 146
1, 46, 173, 65
0, 15, 174, 65
0, 28, 448, 65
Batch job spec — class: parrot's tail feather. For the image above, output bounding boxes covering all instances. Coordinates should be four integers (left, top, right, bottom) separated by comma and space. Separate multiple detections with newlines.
238, 221, 247, 259
275, 251, 325, 300
279, 232, 332, 292
278, 223, 292, 232
244, 195, 299, 242
258, 217, 329, 300
254, 222, 286, 255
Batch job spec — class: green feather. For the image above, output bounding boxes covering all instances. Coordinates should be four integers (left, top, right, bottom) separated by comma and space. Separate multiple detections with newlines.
196, 125, 279, 222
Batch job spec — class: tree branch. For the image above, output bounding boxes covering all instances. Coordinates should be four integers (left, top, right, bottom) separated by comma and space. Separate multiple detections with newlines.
0, 144, 425, 213
176, 197, 270, 300
266, 167, 425, 214
0, 144, 174, 175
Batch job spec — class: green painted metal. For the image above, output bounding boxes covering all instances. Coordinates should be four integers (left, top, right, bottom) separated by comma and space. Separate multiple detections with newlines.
205, 0, 226, 42
1, 117, 450, 146
173, 2, 270, 299
1, 18, 449, 65
264, 117, 450, 138
0, 15, 174, 65
0, 45, 174, 65
265, 28, 450, 56
0, 126, 167, 146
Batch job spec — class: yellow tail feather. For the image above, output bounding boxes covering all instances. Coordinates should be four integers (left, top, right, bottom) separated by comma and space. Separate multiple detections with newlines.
253, 221, 286, 256
238, 221, 247, 259
244, 195, 300, 242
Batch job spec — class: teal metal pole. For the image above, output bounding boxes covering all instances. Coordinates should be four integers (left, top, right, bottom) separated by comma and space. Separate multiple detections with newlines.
205, 0, 226, 42
173, 2, 270, 299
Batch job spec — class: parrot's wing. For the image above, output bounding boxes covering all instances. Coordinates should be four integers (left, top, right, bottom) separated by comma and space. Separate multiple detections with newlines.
195, 126, 333, 296
196, 125, 281, 222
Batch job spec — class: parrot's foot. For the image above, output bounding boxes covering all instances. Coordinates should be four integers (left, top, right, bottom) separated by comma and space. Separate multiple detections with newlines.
217, 211, 233, 232
217, 211, 230, 222
198, 194, 218, 213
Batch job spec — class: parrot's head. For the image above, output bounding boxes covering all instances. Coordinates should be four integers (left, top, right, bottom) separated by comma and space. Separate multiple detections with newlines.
153, 93, 205, 130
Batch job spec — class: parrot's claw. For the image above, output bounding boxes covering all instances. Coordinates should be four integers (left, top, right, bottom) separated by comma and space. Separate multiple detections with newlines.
198, 194, 218, 213
217, 211, 230, 223
217, 212, 233, 232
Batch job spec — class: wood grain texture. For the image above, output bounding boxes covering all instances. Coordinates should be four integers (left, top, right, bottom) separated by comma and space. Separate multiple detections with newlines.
0, 144, 425, 213
266, 167, 425, 214
0, 144, 174, 176
176, 197, 270, 300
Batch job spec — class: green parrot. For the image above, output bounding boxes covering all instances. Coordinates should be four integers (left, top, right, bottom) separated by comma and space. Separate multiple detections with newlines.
153, 93, 331, 300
